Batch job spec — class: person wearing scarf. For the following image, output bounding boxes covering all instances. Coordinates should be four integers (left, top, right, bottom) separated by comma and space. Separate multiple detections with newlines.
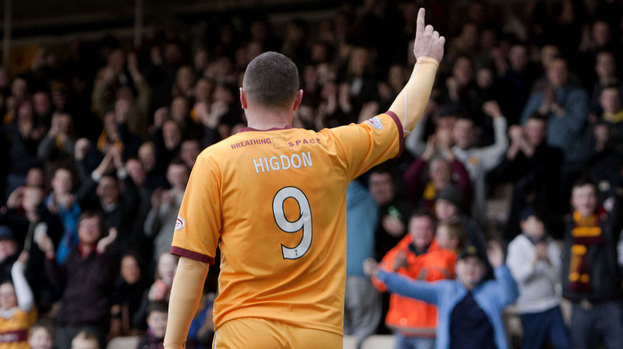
561, 177, 623, 349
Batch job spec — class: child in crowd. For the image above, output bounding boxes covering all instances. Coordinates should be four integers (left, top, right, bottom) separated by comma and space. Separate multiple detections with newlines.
70, 331, 100, 349
435, 218, 465, 254
137, 301, 168, 349
148, 253, 177, 302
0, 251, 37, 349
364, 241, 518, 349
28, 322, 54, 349
506, 208, 570, 349
134, 252, 177, 338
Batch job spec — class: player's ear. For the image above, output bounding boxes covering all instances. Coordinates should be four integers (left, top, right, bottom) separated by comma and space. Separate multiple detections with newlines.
292, 89, 303, 111
240, 88, 248, 109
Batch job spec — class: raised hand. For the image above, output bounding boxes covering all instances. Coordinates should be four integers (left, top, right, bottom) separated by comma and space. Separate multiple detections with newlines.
108, 146, 124, 170
422, 135, 438, 161
482, 100, 503, 119
35, 233, 55, 259
382, 215, 405, 237
508, 125, 523, 144
16, 251, 30, 266
363, 258, 380, 278
74, 138, 91, 161
534, 242, 549, 262
487, 240, 505, 268
97, 227, 118, 254
392, 250, 409, 271
412, 8, 445, 63
93, 151, 114, 177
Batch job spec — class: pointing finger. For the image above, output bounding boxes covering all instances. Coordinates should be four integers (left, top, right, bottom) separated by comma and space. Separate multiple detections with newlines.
416, 8, 426, 37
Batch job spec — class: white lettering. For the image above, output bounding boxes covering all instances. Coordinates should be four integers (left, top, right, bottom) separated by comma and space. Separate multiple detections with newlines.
251, 152, 313, 173
269, 156, 280, 171
291, 154, 302, 168
302, 151, 312, 167
280, 155, 291, 170
263, 157, 270, 172
253, 158, 265, 173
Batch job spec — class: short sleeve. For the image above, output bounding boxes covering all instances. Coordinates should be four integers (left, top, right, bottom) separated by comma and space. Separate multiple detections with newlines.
328, 112, 403, 180
170, 154, 221, 264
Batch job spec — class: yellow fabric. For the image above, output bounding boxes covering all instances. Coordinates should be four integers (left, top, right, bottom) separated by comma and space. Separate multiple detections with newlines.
171, 113, 401, 337
190, 107, 200, 123
422, 182, 436, 201
568, 211, 602, 289
2, 112, 13, 125
212, 317, 342, 349
572, 211, 598, 227
0, 308, 37, 349
96, 131, 124, 153
602, 110, 623, 124
389, 56, 439, 134
164, 258, 209, 349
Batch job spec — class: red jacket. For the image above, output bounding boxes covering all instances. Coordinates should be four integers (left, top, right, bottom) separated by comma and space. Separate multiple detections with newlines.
373, 237, 456, 337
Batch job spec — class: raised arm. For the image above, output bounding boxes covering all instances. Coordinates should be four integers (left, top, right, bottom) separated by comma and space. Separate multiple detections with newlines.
11, 252, 34, 313
488, 241, 519, 307
388, 8, 445, 135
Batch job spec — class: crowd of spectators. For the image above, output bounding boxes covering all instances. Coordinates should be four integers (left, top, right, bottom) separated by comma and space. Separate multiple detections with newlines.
1, 0, 623, 348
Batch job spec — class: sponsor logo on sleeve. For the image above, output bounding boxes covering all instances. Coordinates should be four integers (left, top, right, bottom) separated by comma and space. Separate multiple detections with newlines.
367, 117, 383, 130
175, 216, 186, 231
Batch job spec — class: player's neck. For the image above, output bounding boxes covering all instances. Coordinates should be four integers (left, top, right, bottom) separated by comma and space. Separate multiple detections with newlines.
245, 109, 292, 130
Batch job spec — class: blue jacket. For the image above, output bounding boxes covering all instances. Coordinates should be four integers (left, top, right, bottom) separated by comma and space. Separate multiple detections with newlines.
346, 181, 378, 277
377, 266, 518, 349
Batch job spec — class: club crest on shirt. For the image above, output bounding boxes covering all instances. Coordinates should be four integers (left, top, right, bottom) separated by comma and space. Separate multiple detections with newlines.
367, 117, 383, 130
175, 216, 186, 230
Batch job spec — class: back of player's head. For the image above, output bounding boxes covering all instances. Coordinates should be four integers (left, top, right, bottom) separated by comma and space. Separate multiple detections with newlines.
243, 51, 299, 110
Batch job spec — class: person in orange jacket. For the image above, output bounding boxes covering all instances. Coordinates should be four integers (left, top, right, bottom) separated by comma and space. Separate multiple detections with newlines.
372, 210, 456, 349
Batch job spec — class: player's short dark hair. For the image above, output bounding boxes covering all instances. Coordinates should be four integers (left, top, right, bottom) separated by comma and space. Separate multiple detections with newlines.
243, 51, 299, 109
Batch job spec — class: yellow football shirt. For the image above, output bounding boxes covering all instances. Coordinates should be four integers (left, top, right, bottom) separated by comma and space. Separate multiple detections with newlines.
0, 308, 37, 349
171, 112, 403, 335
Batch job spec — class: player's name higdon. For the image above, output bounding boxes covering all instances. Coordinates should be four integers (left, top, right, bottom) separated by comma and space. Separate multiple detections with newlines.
252, 152, 312, 173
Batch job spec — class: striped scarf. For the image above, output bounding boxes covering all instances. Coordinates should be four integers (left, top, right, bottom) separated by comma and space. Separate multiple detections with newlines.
568, 211, 603, 292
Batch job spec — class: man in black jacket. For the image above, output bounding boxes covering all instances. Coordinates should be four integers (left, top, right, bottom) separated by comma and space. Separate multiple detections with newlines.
36, 210, 117, 349
561, 178, 623, 349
